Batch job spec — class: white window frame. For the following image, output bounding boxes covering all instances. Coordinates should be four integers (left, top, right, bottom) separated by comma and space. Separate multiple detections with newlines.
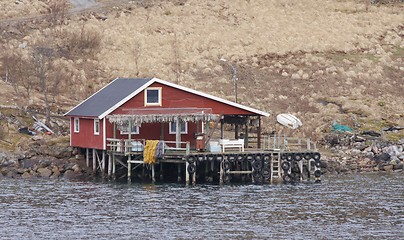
74, 118, 80, 133
144, 87, 162, 106
94, 119, 100, 135
120, 124, 140, 135
169, 121, 188, 134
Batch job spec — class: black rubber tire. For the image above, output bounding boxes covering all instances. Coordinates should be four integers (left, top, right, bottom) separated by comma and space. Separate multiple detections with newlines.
237, 154, 245, 163
252, 169, 261, 180
262, 168, 271, 179
314, 160, 321, 168
293, 153, 303, 161
263, 154, 271, 163
197, 155, 205, 162
283, 174, 292, 183
304, 153, 311, 160
281, 161, 291, 171
281, 153, 287, 160
254, 154, 262, 161
227, 154, 236, 163
286, 153, 293, 162
246, 154, 254, 163
187, 156, 195, 164
312, 152, 321, 161
314, 169, 321, 177
291, 172, 300, 182
187, 163, 196, 174
216, 155, 224, 162
252, 159, 262, 170
223, 160, 230, 171
207, 154, 215, 161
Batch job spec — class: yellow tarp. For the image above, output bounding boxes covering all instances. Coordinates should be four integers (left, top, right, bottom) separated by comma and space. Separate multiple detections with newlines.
143, 140, 159, 164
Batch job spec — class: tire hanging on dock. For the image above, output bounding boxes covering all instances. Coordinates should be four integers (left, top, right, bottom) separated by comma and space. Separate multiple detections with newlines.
312, 152, 321, 161
222, 160, 230, 171
187, 163, 196, 174
263, 154, 271, 163
197, 155, 205, 162
304, 153, 311, 160
293, 153, 303, 161
283, 174, 292, 183
286, 153, 293, 161
314, 160, 321, 168
262, 168, 271, 180
207, 154, 215, 162
314, 169, 321, 178
237, 154, 245, 163
252, 159, 262, 170
246, 154, 254, 163
252, 169, 261, 182
187, 156, 195, 164
227, 154, 236, 163
281, 161, 291, 171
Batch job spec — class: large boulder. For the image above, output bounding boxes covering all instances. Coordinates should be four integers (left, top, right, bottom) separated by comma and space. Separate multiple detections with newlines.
37, 167, 52, 178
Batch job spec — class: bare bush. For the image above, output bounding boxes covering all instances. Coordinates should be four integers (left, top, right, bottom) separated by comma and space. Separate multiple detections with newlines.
63, 25, 102, 58
0, 124, 5, 140
0, 51, 35, 100
47, 0, 70, 26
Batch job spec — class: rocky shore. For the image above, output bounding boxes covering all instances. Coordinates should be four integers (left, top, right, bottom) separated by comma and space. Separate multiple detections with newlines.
1, 133, 403, 181
321, 133, 404, 175
0, 142, 92, 180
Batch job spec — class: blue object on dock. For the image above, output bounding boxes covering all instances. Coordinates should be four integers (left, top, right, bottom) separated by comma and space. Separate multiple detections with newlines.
332, 122, 353, 133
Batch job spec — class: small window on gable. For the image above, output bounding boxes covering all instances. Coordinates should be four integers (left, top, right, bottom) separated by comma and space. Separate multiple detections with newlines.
145, 87, 162, 106
169, 121, 187, 134
74, 118, 80, 133
94, 119, 100, 135
120, 123, 140, 135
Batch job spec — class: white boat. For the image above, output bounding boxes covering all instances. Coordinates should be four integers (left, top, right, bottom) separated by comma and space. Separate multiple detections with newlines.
276, 113, 302, 129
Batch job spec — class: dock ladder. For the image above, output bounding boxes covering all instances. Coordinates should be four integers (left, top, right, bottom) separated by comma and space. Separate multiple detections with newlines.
270, 153, 281, 183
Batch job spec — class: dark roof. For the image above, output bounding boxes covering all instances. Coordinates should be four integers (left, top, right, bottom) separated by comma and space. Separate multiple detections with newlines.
65, 78, 152, 117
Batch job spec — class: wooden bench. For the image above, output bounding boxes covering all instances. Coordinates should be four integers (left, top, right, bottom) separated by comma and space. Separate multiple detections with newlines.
219, 139, 245, 152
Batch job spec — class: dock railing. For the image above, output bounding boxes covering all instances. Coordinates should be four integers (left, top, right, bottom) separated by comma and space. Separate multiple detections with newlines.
163, 141, 190, 155
262, 135, 316, 151
107, 138, 145, 155
107, 138, 190, 156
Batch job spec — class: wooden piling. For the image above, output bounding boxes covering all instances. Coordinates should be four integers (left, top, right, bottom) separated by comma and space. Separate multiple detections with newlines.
185, 161, 189, 185
112, 154, 116, 180
127, 159, 132, 183
108, 154, 112, 178
159, 163, 164, 181
92, 149, 96, 174
151, 164, 156, 183
101, 151, 106, 177
219, 160, 224, 184
86, 148, 89, 168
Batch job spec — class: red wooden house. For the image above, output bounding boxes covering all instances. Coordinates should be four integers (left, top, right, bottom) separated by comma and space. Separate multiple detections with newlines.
65, 77, 269, 153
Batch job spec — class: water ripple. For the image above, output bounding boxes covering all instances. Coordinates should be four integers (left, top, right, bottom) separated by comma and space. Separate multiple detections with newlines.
0, 173, 403, 239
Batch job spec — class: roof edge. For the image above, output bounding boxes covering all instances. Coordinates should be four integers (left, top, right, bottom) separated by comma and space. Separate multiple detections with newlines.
98, 78, 154, 119
64, 77, 120, 117
153, 78, 270, 117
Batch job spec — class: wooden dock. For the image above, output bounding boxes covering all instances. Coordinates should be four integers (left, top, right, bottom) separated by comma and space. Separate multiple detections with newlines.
83, 136, 322, 185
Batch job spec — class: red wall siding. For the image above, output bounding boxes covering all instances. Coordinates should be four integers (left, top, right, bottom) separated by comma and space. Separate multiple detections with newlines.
70, 117, 104, 149
72, 82, 257, 149
113, 83, 253, 115
105, 121, 200, 148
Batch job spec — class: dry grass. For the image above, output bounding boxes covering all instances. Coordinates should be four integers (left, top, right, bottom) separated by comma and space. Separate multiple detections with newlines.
0, 0, 403, 141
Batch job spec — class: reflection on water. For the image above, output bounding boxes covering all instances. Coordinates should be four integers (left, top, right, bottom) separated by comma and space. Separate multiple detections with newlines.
0, 173, 403, 239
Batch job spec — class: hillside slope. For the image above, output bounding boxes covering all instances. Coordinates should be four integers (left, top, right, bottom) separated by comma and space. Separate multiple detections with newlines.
0, 0, 403, 145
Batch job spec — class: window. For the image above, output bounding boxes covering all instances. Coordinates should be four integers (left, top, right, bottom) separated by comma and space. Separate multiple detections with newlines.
74, 118, 80, 133
120, 123, 140, 135
94, 119, 100, 135
169, 121, 187, 134
145, 87, 162, 106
